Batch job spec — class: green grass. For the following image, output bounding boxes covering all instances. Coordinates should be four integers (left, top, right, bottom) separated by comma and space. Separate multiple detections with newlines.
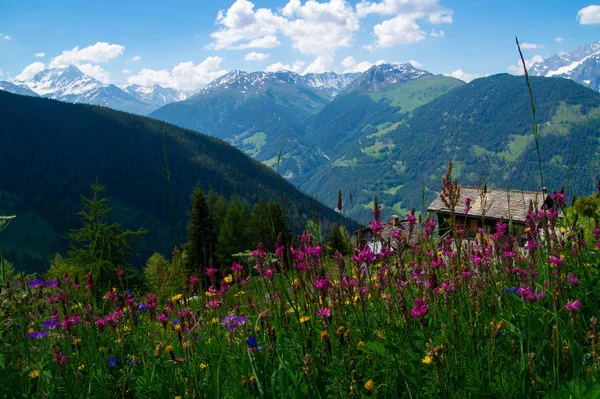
384, 185, 404, 195
369, 75, 465, 112
241, 132, 267, 156
366, 122, 402, 139
363, 140, 396, 158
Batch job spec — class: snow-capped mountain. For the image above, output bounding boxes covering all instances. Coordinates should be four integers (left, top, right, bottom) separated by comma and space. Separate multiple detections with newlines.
117, 84, 196, 109
0, 81, 39, 97
342, 63, 431, 93
529, 41, 600, 91
0, 65, 195, 115
198, 70, 359, 99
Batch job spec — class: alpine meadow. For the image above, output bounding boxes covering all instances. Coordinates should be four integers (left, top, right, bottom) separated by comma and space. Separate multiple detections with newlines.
1, 1, 600, 398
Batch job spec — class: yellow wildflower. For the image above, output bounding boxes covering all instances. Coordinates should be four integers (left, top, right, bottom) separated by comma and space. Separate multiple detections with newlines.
255, 326, 261, 332
320, 331, 329, 341
28, 328, 34, 334
199, 363, 208, 369
171, 294, 183, 302
29, 369, 40, 379
234, 291, 246, 297
377, 331, 384, 341
123, 325, 131, 332
357, 341, 365, 349
300, 316, 311, 323
286, 307, 295, 314
175, 324, 183, 333
559, 227, 566, 234
205, 291, 214, 297
116, 339, 122, 344
73, 338, 82, 346
422, 355, 432, 365
293, 279, 300, 287
166, 345, 174, 353
78, 364, 85, 371
211, 317, 219, 324
337, 326, 345, 336
175, 396, 182, 399
364, 380, 375, 391
224, 274, 233, 284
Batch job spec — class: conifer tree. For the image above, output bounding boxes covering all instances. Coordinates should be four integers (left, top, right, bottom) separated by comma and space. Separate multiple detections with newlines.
66, 181, 146, 291
217, 196, 253, 267
328, 223, 348, 255
184, 187, 217, 282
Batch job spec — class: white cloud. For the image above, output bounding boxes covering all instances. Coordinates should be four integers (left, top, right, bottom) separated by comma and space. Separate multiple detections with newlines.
207, 0, 284, 51
304, 55, 335, 73
373, 14, 426, 47
50, 42, 125, 68
0, 33, 11, 40
77, 63, 110, 84
265, 60, 305, 73
122, 69, 131, 74
127, 56, 227, 90
34, 52, 45, 58
357, 0, 452, 48
132, 55, 142, 62
233, 35, 280, 49
208, 0, 358, 58
14, 62, 46, 81
0, 69, 3, 77
577, 5, 600, 24
244, 51, 270, 61
507, 55, 544, 75
555, 36, 564, 43
409, 59, 422, 67
356, 0, 453, 22
340, 56, 385, 73
430, 29, 445, 37
446, 69, 479, 83
520, 42, 543, 50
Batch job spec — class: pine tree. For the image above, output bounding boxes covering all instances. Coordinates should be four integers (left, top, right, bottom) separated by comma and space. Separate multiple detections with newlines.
66, 181, 146, 291
184, 187, 217, 284
217, 196, 253, 268
207, 189, 228, 237
328, 223, 348, 255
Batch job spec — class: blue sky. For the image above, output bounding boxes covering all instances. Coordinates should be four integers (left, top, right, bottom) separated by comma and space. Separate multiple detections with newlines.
1, 0, 599, 89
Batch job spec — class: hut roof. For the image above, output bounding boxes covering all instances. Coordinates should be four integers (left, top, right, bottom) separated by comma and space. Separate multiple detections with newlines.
427, 185, 545, 223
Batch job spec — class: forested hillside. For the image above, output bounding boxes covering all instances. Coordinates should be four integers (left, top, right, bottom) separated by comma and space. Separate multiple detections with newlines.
303, 74, 600, 221
0, 91, 351, 272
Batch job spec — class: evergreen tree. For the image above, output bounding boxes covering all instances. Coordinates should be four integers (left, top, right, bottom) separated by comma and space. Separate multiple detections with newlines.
217, 196, 253, 267
184, 187, 217, 283
66, 182, 146, 290
207, 189, 228, 237
328, 223, 348, 255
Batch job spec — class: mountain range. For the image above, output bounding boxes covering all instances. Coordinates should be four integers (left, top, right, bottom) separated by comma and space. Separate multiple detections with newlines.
2, 40, 600, 227
0, 90, 350, 273
529, 41, 600, 91
0, 65, 198, 115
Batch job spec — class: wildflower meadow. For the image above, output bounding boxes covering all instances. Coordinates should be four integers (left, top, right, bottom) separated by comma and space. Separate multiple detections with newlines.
2, 170, 600, 398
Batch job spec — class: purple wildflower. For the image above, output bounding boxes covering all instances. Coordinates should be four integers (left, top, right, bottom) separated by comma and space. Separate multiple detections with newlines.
410, 298, 428, 319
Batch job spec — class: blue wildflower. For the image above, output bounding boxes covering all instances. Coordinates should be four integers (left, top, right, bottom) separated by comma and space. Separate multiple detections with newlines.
108, 357, 117, 368
138, 303, 147, 311
44, 280, 59, 287
28, 280, 43, 287
246, 336, 257, 348
42, 320, 58, 330
28, 331, 48, 339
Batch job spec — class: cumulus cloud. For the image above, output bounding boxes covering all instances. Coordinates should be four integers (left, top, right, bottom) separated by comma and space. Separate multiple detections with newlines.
430, 29, 445, 37
409, 59, 423, 67
49, 42, 125, 68
34, 52, 45, 58
127, 56, 227, 90
244, 51, 270, 61
131, 55, 142, 62
555, 36, 564, 43
265, 60, 305, 73
446, 69, 479, 83
208, 0, 358, 58
507, 55, 544, 75
0, 33, 11, 40
357, 0, 452, 47
520, 42, 543, 50
341, 56, 385, 73
14, 62, 46, 81
304, 55, 336, 73
122, 69, 131, 74
373, 14, 426, 47
577, 5, 600, 24
77, 63, 110, 84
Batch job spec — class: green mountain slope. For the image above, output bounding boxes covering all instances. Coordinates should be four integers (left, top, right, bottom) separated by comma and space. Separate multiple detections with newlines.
0, 90, 352, 272
302, 74, 600, 222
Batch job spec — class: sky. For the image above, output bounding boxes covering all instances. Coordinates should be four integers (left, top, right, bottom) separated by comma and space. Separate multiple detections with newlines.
1, 0, 599, 90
